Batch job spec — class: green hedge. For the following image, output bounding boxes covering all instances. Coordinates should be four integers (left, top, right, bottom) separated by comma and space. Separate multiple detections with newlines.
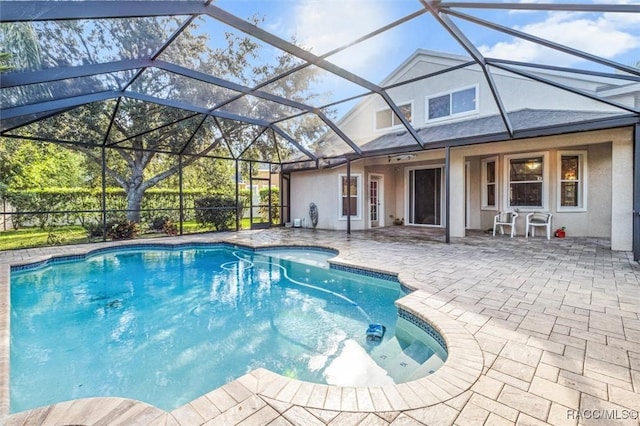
2, 187, 261, 230
2, 188, 246, 229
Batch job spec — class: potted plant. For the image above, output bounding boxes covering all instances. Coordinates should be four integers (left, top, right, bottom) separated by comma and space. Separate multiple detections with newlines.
554, 227, 566, 238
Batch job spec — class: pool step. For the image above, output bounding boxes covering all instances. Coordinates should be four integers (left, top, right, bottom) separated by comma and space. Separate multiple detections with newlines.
369, 337, 404, 367
406, 353, 446, 381
370, 338, 440, 382
383, 340, 434, 382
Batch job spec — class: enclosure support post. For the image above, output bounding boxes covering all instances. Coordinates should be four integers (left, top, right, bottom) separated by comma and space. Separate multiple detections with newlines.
179, 154, 184, 236
268, 163, 272, 228
235, 159, 240, 231
347, 159, 351, 235
101, 145, 107, 242
633, 124, 640, 261
249, 161, 254, 229
445, 146, 451, 244
286, 174, 291, 226
279, 170, 284, 226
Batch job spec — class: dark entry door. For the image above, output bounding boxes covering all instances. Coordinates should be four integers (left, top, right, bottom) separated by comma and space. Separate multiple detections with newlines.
409, 167, 442, 226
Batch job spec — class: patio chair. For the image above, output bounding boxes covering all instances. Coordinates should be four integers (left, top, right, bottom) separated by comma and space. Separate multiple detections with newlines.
493, 211, 519, 238
525, 212, 553, 240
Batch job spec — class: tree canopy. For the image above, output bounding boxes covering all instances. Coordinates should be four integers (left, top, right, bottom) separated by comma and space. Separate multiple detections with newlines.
1, 15, 324, 221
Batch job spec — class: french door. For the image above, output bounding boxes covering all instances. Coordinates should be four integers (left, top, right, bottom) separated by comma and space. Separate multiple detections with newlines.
369, 174, 383, 228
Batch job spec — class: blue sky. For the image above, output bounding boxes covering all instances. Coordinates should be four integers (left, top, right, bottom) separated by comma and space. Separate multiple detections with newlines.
214, 0, 640, 74
210, 0, 640, 115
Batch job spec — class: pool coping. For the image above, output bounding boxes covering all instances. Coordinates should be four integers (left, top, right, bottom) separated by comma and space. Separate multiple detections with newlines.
1, 237, 483, 423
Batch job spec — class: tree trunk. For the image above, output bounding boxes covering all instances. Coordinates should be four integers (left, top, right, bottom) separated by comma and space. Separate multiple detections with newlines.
126, 189, 144, 223
125, 167, 145, 223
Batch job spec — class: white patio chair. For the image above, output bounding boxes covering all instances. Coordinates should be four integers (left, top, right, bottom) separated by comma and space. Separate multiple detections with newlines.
526, 212, 553, 240
493, 211, 519, 238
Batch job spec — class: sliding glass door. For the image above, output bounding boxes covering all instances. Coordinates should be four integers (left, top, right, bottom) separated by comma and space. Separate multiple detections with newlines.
408, 167, 443, 226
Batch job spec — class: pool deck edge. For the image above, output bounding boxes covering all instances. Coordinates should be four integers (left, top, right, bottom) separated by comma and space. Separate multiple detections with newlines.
3, 228, 640, 426
2, 232, 474, 425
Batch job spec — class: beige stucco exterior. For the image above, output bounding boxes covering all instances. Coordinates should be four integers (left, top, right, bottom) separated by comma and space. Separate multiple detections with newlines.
290, 127, 635, 251
288, 50, 638, 251
335, 51, 634, 148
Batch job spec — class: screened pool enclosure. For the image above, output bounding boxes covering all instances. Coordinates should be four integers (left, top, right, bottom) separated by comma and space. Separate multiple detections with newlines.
1, 1, 639, 246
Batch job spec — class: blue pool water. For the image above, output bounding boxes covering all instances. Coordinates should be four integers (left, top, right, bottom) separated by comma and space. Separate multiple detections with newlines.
9, 246, 435, 412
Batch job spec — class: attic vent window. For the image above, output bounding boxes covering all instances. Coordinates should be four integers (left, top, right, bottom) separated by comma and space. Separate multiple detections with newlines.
427, 86, 478, 121
375, 102, 412, 130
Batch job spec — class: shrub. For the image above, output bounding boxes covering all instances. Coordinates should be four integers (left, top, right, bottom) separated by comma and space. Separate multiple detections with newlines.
162, 219, 178, 236
106, 219, 139, 240
238, 188, 250, 219
258, 186, 280, 224
194, 195, 240, 231
84, 221, 105, 238
46, 230, 64, 245
84, 220, 120, 238
151, 216, 170, 231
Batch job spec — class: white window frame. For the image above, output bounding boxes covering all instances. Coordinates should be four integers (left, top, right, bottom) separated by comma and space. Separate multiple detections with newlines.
425, 84, 479, 123
481, 156, 498, 210
374, 101, 413, 131
338, 173, 362, 220
503, 152, 549, 211
557, 150, 587, 212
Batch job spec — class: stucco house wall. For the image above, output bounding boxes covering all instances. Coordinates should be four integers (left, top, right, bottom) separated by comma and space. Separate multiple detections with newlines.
288, 50, 636, 251
452, 127, 630, 241
471, 140, 613, 237
290, 126, 633, 249
290, 163, 366, 231
335, 50, 633, 146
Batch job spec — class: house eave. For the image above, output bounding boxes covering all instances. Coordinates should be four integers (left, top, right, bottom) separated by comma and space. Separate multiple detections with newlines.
335, 114, 640, 161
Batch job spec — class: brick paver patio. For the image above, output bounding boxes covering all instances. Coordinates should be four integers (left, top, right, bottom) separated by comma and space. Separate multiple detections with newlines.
2, 228, 639, 425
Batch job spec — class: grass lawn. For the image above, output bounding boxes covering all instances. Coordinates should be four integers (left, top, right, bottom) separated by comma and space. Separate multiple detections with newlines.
0, 218, 258, 251
0, 226, 91, 251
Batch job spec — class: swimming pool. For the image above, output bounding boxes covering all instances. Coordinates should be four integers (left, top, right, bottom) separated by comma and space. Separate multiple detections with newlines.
10, 245, 446, 413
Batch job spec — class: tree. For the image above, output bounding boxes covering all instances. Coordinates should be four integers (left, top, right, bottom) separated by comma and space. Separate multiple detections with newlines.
2, 16, 323, 222
0, 52, 12, 72
194, 194, 240, 231
0, 139, 86, 190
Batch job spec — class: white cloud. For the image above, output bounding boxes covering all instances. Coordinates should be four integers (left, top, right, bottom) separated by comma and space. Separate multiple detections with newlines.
292, 0, 395, 72
603, 10, 640, 27
479, 12, 640, 66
